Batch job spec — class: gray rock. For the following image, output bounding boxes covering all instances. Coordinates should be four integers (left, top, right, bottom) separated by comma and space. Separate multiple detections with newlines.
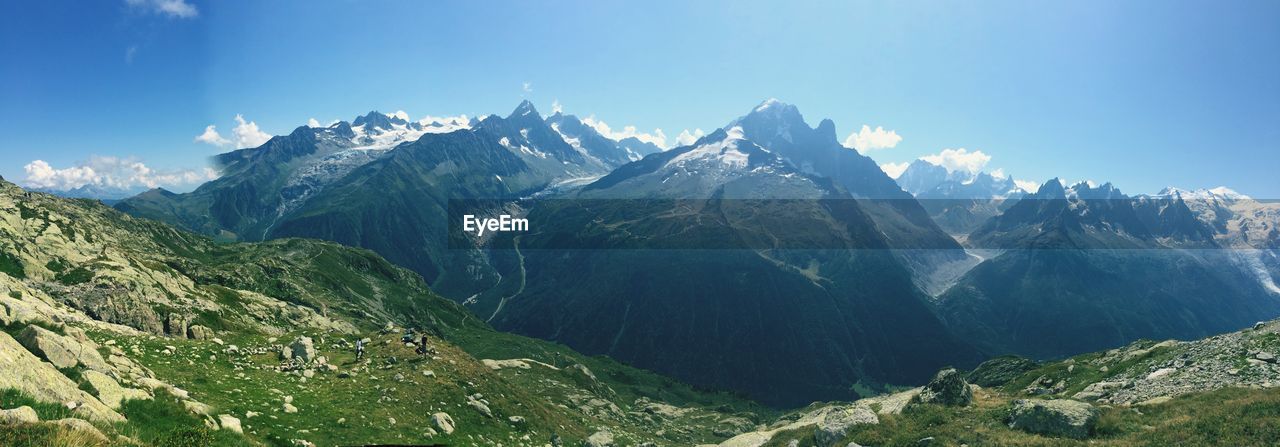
165, 313, 189, 337
218, 414, 243, 434
82, 370, 150, 409
0, 332, 122, 423
1008, 399, 1098, 439
1072, 381, 1125, 401
290, 336, 316, 362
467, 398, 493, 418
914, 368, 973, 407
1256, 352, 1276, 363
815, 406, 878, 447
583, 429, 615, 447
187, 324, 212, 340
431, 412, 455, 434
18, 325, 79, 369
0, 405, 38, 424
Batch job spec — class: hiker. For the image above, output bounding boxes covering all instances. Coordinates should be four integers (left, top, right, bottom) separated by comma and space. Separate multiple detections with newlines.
355, 338, 365, 360
401, 328, 415, 344
416, 333, 429, 355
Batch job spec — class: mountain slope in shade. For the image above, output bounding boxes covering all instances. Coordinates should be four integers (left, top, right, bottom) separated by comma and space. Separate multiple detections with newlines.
479, 127, 980, 407
939, 179, 1280, 359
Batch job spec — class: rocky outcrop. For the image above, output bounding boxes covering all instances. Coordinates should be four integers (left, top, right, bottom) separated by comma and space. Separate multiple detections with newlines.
82, 370, 150, 409
583, 429, 615, 447
913, 368, 973, 406
814, 405, 878, 447
187, 324, 212, 340
967, 356, 1040, 387
218, 414, 243, 434
1007, 399, 1097, 439
17, 325, 109, 372
289, 336, 316, 362
431, 412, 455, 434
0, 331, 122, 423
0, 405, 39, 424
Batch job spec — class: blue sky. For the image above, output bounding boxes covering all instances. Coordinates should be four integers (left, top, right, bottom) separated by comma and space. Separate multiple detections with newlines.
2, 0, 1277, 196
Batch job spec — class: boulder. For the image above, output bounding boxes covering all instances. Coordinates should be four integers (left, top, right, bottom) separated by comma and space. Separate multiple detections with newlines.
19, 325, 110, 373
184, 400, 212, 416
165, 313, 189, 337
583, 429, 615, 447
187, 325, 212, 340
0, 332, 122, 423
1008, 399, 1098, 439
966, 356, 1039, 387
913, 368, 972, 407
218, 414, 243, 434
1072, 381, 1125, 401
82, 370, 150, 409
815, 406, 878, 447
0, 405, 39, 424
467, 398, 493, 418
17, 325, 79, 369
431, 412, 455, 434
0, 294, 55, 327
290, 336, 316, 362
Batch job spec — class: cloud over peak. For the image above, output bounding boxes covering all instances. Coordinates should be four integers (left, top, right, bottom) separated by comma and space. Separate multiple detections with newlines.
844, 125, 902, 153
919, 148, 991, 174
195, 115, 273, 149
581, 116, 669, 149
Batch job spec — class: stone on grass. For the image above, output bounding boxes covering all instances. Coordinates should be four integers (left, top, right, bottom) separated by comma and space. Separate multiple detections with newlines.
1008, 399, 1098, 439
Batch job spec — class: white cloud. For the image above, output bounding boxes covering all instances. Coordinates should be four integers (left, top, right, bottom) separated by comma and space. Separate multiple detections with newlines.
551, 99, 563, 114
307, 118, 322, 128
843, 125, 903, 153
580, 116, 669, 148
919, 148, 991, 174
522, 82, 533, 93
194, 115, 273, 149
194, 125, 230, 146
231, 115, 272, 148
675, 129, 706, 147
1014, 179, 1041, 193
389, 110, 410, 122
125, 0, 198, 18
23, 156, 218, 191
879, 162, 910, 179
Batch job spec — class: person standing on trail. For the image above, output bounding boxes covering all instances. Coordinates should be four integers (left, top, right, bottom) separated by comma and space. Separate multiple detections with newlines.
355, 338, 365, 360
416, 333, 429, 355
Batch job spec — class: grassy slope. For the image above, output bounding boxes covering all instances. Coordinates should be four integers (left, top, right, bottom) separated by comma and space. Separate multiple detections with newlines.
0, 180, 765, 446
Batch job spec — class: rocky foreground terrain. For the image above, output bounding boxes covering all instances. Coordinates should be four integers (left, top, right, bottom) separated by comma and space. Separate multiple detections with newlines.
2, 178, 1280, 446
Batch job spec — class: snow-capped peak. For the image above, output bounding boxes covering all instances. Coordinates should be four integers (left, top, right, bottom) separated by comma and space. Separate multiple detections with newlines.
754, 98, 785, 113
1154, 186, 1251, 202
665, 126, 751, 169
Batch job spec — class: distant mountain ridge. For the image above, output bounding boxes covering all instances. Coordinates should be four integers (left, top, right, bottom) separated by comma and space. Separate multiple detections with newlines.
937, 178, 1280, 359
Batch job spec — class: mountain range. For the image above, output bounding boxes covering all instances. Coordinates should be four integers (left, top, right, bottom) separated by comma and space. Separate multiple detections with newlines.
106, 99, 1280, 407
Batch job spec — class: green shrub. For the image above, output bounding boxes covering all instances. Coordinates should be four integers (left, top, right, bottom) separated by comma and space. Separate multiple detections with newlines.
156, 427, 216, 447
55, 266, 94, 285
0, 251, 25, 279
